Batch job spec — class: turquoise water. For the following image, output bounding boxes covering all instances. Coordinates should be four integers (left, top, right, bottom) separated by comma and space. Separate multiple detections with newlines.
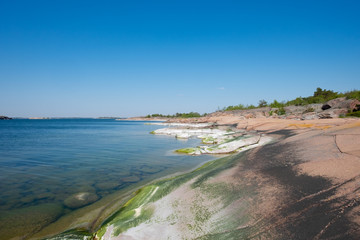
0, 119, 215, 238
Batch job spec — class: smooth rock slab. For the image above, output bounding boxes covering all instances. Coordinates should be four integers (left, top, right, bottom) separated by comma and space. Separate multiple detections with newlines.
205, 135, 261, 154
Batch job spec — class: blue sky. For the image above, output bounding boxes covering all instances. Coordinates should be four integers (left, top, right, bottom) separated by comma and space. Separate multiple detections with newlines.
1, 0, 359, 117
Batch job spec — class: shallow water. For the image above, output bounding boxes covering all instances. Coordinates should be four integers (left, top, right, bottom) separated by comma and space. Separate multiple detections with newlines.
0, 119, 215, 238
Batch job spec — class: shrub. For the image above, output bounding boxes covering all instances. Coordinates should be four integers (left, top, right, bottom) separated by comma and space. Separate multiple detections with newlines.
344, 90, 360, 101
278, 107, 286, 115
270, 100, 285, 108
258, 99, 268, 108
346, 111, 360, 117
223, 104, 245, 111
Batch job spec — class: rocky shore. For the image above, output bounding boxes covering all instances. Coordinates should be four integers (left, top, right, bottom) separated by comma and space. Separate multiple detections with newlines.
150, 123, 272, 155
37, 110, 360, 239
91, 117, 360, 239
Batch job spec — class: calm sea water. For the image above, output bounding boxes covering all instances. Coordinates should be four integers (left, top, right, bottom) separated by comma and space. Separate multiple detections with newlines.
0, 119, 215, 238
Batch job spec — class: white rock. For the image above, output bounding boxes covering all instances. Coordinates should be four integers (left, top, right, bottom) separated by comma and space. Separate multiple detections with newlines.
205, 135, 261, 154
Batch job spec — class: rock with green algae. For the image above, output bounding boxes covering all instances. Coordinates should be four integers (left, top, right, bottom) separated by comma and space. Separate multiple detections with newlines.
175, 147, 199, 155
175, 135, 270, 155
201, 136, 217, 144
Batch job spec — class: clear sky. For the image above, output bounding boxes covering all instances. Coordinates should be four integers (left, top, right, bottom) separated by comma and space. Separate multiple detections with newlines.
1, 0, 359, 117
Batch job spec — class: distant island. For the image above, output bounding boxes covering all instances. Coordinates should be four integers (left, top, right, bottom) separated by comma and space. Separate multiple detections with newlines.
0, 116, 12, 120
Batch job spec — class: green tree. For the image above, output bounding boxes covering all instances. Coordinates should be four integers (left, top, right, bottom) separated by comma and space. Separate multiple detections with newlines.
258, 99, 268, 107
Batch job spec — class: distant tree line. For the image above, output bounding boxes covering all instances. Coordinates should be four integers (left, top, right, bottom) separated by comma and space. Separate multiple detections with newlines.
145, 112, 207, 118
222, 88, 360, 112
145, 88, 360, 118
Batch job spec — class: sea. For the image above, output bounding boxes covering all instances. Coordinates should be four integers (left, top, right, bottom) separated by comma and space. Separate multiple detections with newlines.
0, 119, 215, 238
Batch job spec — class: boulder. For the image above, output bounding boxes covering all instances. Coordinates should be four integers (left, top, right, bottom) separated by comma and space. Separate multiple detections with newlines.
322, 97, 346, 110
321, 98, 360, 111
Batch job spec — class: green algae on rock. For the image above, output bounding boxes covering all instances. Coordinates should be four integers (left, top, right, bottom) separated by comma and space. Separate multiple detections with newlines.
94, 151, 260, 239
175, 147, 197, 154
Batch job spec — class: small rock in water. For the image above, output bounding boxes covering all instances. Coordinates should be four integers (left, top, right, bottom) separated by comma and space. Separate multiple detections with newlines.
64, 192, 99, 209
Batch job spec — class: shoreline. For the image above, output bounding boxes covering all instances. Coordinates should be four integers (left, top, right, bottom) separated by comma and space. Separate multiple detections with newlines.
27, 123, 218, 240
29, 156, 218, 240
29, 118, 360, 239
94, 118, 360, 239
2, 119, 214, 240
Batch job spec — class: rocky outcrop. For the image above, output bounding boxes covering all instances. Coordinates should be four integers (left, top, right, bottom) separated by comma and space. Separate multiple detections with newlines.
0, 116, 12, 120
318, 108, 349, 119
322, 97, 360, 111
151, 123, 272, 155
158, 98, 360, 126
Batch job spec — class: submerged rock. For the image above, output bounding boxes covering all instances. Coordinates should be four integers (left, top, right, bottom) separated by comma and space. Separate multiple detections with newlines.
64, 192, 99, 209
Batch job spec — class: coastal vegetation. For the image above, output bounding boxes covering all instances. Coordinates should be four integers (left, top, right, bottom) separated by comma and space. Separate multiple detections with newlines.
222, 88, 360, 111
143, 88, 360, 119
344, 111, 360, 118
